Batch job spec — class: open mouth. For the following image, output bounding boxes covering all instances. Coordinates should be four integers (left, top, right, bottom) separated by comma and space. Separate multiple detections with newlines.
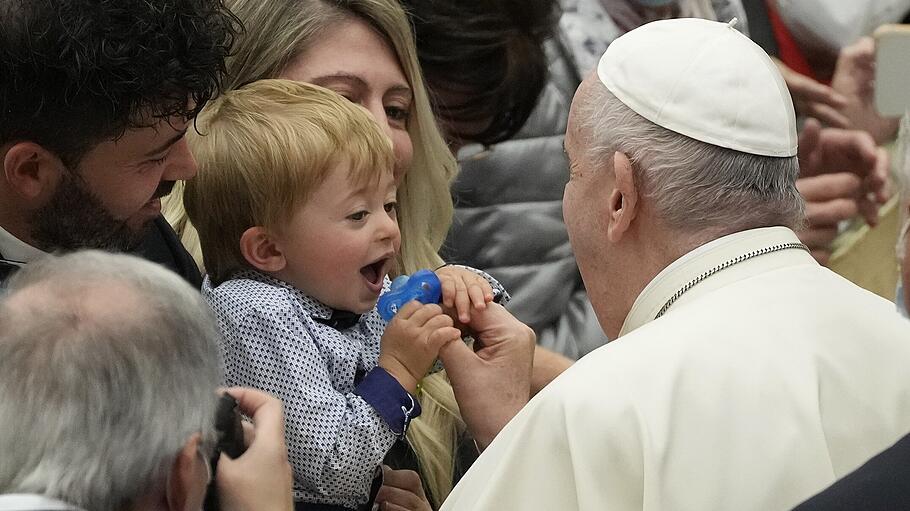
360, 256, 392, 292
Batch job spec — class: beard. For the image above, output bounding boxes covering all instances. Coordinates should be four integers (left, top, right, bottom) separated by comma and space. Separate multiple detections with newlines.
29, 170, 153, 252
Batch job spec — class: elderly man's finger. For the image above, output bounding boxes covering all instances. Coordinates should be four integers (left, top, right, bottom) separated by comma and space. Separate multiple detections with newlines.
437, 334, 479, 374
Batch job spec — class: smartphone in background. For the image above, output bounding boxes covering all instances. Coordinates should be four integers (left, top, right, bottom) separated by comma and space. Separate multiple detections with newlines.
874, 24, 910, 116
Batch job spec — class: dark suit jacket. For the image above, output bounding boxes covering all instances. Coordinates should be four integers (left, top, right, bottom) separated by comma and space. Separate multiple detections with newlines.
0, 216, 201, 288
793, 432, 910, 510
133, 215, 202, 288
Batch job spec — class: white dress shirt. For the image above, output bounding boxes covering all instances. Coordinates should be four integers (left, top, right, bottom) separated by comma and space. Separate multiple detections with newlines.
0, 225, 44, 264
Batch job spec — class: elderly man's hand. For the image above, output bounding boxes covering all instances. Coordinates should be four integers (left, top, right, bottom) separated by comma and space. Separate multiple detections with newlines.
216, 388, 294, 511
795, 119, 891, 264
438, 302, 535, 450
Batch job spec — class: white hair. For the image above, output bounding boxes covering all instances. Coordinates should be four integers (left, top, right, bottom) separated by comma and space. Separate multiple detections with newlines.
0, 251, 222, 511
577, 81, 805, 235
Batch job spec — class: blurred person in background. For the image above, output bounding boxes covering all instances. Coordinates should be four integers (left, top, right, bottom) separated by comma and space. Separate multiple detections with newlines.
401, 0, 612, 358
743, 0, 902, 293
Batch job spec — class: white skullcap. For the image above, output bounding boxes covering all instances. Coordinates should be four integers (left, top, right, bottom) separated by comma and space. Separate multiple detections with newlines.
597, 18, 798, 157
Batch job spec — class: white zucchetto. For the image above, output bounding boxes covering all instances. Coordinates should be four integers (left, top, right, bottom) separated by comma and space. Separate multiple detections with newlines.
597, 17, 798, 157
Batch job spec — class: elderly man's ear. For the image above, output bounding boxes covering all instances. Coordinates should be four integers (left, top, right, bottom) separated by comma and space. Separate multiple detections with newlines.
606, 151, 639, 243
165, 433, 211, 511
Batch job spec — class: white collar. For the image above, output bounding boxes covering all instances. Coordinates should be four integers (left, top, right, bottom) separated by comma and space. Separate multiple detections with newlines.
0, 494, 83, 511
619, 226, 816, 336
0, 225, 45, 264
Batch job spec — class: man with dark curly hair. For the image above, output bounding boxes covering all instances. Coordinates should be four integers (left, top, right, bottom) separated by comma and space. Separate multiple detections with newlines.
0, 0, 238, 288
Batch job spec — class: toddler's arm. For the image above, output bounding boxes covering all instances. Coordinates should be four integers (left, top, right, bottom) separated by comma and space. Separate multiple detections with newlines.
223, 308, 413, 506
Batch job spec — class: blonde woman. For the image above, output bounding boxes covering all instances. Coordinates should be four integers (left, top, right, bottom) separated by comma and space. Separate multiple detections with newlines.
165, 0, 453, 279
162, 0, 569, 508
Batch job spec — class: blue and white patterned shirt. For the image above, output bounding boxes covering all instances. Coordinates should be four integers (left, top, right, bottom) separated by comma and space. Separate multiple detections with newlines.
203, 268, 508, 508
204, 270, 408, 507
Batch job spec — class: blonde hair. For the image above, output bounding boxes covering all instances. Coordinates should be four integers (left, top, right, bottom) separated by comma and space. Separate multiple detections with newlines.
183, 79, 395, 284
160, 0, 464, 505
164, 0, 456, 276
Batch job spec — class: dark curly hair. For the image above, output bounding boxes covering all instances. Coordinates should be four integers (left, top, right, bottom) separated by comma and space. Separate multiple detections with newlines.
401, 0, 559, 146
0, 0, 240, 167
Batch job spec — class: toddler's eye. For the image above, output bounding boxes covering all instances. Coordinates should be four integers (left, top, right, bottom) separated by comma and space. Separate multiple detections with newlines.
384, 201, 397, 213
348, 211, 367, 221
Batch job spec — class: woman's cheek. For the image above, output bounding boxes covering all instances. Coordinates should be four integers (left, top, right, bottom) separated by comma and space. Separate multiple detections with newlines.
391, 130, 414, 182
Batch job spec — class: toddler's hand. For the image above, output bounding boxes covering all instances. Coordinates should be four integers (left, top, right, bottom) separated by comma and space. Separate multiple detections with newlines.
435, 266, 494, 324
379, 301, 461, 393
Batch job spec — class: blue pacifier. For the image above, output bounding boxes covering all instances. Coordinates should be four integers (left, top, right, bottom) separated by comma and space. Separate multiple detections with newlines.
377, 269, 442, 321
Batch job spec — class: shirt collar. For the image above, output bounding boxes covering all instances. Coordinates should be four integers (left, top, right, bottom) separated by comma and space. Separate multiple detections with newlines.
620, 226, 815, 336
211, 269, 391, 323
234, 269, 337, 321
0, 225, 45, 264
0, 494, 83, 511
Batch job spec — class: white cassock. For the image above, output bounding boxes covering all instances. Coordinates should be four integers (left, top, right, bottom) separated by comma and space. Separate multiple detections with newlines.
442, 226, 910, 511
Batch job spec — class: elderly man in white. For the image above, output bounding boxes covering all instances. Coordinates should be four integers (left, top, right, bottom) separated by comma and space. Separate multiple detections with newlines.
441, 18, 910, 511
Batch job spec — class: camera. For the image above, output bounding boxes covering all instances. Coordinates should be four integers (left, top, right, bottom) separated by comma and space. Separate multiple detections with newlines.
203, 393, 247, 511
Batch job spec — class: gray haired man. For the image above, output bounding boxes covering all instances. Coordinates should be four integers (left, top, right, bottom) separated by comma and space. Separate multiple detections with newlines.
0, 251, 292, 511
441, 18, 910, 511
